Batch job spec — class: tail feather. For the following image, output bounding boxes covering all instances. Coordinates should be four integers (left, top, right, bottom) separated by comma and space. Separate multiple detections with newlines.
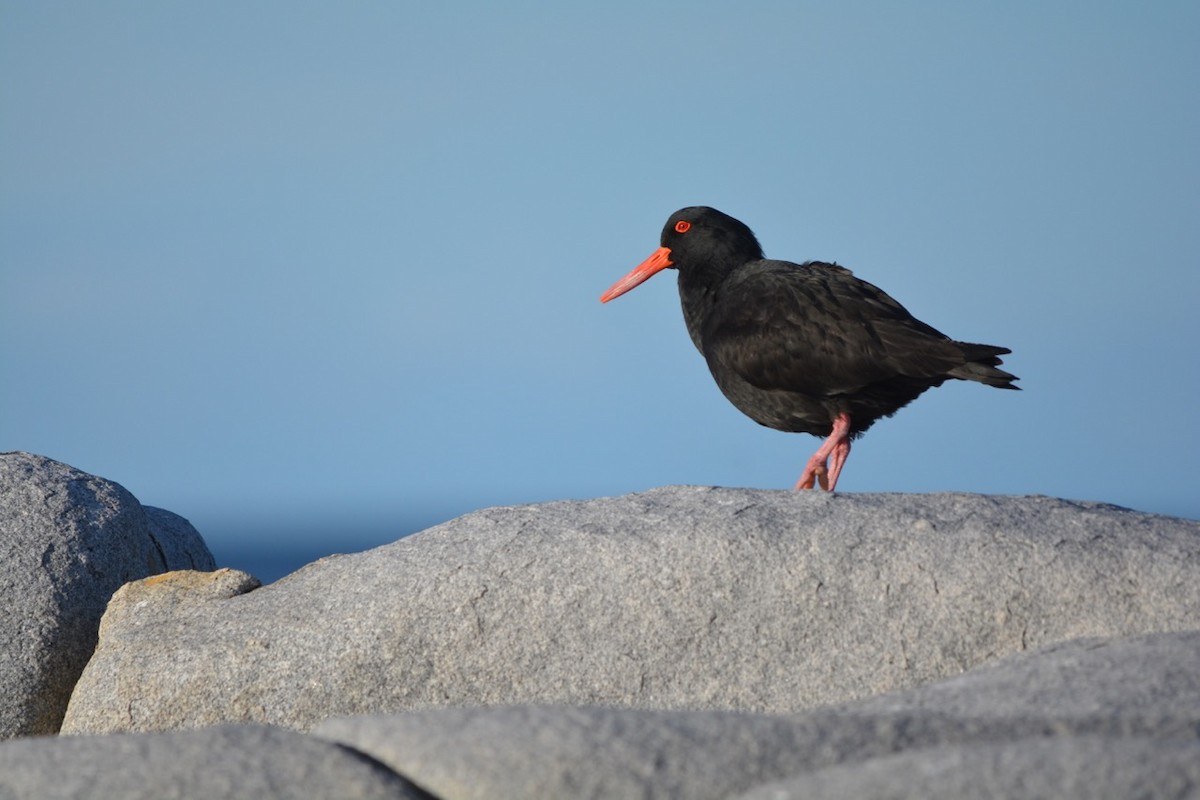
949, 342, 1020, 389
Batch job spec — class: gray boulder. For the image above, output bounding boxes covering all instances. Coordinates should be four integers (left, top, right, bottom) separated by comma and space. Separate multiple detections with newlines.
0, 724, 427, 800
732, 737, 1200, 800
142, 505, 218, 572
314, 631, 1200, 800
62, 486, 1200, 735
8, 630, 1197, 799
0, 451, 215, 738
849, 624, 1200, 717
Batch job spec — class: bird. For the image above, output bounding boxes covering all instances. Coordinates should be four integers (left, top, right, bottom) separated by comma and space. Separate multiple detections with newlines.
599, 206, 1019, 491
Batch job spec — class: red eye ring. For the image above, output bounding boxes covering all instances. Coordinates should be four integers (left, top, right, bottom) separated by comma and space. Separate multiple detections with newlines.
674, 220, 692, 233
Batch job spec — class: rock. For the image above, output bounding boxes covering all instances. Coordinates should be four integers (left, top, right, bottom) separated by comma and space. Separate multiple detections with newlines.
732, 737, 1200, 800
313, 631, 1200, 800
142, 506, 218, 571
0, 723, 428, 800
6, 630, 1197, 799
62, 487, 1200, 734
849, 626, 1200, 717
0, 452, 216, 738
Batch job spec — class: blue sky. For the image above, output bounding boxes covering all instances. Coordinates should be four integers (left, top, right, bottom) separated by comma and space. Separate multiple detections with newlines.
3, 3, 1198, 574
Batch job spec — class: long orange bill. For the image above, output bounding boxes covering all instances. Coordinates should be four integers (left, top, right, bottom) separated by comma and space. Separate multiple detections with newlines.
599, 247, 674, 303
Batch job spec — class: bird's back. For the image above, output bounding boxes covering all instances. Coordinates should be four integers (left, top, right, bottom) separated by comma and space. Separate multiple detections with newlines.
688, 259, 1016, 435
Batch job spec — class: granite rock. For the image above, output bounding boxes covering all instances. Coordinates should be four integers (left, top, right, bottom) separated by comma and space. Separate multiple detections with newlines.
314, 631, 1200, 800
732, 737, 1200, 800
0, 452, 216, 738
142, 505, 218, 572
8, 630, 1198, 799
0, 723, 428, 800
62, 486, 1200, 734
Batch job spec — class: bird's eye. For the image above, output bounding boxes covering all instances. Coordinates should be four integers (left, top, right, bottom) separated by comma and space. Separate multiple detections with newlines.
674, 221, 692, 233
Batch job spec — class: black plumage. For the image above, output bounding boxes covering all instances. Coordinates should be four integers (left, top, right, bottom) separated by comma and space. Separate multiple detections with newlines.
601, 206, 1018, 491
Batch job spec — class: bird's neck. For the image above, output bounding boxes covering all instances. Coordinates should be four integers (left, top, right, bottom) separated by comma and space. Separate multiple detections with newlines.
676, 262, 727, 354
674, 236, 763, 353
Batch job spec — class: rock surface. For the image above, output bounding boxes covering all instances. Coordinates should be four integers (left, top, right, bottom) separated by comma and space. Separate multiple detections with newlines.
7, 630, 1195, 799
0, 452, 216, 738
142, 505, 217, 572
313, 631, 1200, 800
733, 736, 1200, 800
0, 724, 429, 800
4, 467, 1197, 798
62, 486, 1200, 734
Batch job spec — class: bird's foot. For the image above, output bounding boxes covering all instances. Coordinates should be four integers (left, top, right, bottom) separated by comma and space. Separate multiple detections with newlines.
793, 412, 852, 492
795, 461, 829, 491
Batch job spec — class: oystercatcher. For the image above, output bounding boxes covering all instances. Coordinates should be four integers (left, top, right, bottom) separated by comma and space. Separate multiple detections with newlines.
601, 206, 1019, 490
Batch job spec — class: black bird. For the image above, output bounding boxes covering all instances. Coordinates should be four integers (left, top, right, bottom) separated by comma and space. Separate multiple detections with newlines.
600, 206, 1019, 491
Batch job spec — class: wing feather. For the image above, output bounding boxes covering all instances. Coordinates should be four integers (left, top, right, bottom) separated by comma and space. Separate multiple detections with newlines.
701, 261, 967, 397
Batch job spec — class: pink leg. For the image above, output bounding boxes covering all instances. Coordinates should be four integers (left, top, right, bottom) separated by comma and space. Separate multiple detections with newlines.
794, 412, 852, 492
825, 437, 851, 491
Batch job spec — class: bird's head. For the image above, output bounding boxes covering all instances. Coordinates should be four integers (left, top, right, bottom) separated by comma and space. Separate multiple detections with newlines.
600, 206, 763, 303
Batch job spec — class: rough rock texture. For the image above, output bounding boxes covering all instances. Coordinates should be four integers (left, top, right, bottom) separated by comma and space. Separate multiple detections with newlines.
7, 631, 1196, 799
5, 630, 1197, 799
850, 626, 1200, 717
0, 724, 428, 800
142, 505, 216, 572
62, 486, 1200, 735
0, 452, 216, 738
314, 631, 1200, 800
732, 737, 1200, 800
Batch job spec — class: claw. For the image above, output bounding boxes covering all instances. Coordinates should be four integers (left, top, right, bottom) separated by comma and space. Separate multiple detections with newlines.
793, 412, 852, 492
795, 464, 824, 491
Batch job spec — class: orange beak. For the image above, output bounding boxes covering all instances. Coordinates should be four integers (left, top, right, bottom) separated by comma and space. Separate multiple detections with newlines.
599, 247, 674, 303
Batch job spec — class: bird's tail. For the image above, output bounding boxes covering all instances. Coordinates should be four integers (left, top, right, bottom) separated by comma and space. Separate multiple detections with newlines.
949, 343, 1020, 389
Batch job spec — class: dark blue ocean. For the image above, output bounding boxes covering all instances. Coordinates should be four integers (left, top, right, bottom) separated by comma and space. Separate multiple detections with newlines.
192, 505, 472, 585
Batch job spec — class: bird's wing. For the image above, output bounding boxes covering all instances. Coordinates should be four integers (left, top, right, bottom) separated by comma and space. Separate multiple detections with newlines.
702, 261, 968, 397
